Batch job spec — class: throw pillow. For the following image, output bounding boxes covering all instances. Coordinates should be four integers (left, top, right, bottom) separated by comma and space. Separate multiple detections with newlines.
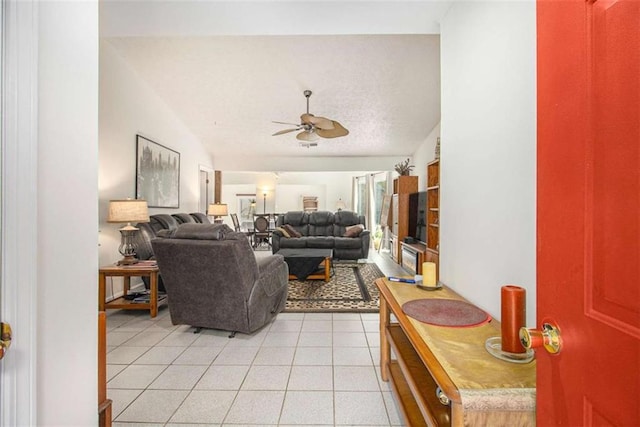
275, 226, 291, 238
156, 229, 175, 238
343, 224, 364, 237
283, 224, 303, 238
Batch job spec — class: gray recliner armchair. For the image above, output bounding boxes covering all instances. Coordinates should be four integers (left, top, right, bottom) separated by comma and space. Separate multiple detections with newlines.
151, 224, 289, 335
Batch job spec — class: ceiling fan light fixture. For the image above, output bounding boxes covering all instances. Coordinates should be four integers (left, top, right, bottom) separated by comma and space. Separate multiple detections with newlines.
273, 90, 348, 140
296, 130, 319, 142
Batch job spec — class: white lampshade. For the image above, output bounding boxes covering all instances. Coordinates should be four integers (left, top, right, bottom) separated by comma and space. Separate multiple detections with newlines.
297, 130, 319, 142
107, 199, 149, 223
207, 203, 228, 217
336, 199, 347, 211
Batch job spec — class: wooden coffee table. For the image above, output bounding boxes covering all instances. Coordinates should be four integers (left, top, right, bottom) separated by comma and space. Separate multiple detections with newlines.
276, 248, 333, 282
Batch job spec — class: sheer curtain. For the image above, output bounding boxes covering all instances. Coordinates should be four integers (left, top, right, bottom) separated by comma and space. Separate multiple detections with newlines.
352, 172, 390, 230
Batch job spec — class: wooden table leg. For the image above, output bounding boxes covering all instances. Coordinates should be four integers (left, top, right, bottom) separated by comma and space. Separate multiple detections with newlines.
123, 276, 130, 297
324, 257, 330, 282
98, 311, 112, 427
379, 295, 390, 381
149, 271, 158, 318
98, 273, 106, 312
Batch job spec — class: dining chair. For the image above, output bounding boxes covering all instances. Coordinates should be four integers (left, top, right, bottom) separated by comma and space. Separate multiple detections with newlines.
230, 213, 242, 231
253, 215, 271, 250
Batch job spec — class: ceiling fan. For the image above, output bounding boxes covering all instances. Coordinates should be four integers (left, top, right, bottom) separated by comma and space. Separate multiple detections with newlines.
272, 90, 349, 143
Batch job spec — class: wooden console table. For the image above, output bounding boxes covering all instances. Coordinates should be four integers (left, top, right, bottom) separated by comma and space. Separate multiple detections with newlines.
376, 278, 535, 426
98, 263, 165, 318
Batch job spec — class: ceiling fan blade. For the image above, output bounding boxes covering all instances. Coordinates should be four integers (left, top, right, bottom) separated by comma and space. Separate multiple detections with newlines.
272, 121, 301, 126
310, 116, 335, 130
316, 121, 349, 138
272, 128, 300, 136
300, 113, 314, 125
301, 114, 334, 130
296, 130, 319, 142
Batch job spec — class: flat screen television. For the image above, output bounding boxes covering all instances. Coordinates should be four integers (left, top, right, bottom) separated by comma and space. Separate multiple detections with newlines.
408, 191, 427, 243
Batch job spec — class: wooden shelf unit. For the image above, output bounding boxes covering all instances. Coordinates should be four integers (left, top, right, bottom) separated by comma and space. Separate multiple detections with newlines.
376, 278, 536, 426
426, 159, 440, 279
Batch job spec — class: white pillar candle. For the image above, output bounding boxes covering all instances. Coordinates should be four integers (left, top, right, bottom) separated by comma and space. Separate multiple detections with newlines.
423, 262, 436, 287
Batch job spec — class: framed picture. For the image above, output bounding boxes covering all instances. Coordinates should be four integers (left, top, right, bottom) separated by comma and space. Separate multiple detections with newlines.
135, 135, 180, 208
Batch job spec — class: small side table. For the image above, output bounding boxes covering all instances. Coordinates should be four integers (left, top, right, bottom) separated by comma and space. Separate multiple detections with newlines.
98, 263, 165, 318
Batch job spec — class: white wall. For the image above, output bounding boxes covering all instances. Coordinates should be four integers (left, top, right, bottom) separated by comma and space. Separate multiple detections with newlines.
221, 170, 376, 219
412, 122, 441, 190
99, 41, 214, 297
440, 1, 537, 326
37, 1, 99, 423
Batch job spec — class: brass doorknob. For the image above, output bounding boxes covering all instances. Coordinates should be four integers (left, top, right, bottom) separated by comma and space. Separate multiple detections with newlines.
519, 321, 562, 354
0, 322, 12, 360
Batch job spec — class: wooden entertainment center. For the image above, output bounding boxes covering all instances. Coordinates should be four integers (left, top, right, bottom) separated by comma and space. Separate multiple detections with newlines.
376, 278, 536, 426
390, 159, 440, 277
390, 175, 418, 265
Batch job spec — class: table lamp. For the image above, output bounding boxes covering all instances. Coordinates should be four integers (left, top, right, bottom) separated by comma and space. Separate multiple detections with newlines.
208, 203, 228, 223
336, 199, 347, 211
107, 199, 149, 265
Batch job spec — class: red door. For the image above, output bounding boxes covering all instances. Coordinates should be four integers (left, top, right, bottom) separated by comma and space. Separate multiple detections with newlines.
537, 0, 639, 425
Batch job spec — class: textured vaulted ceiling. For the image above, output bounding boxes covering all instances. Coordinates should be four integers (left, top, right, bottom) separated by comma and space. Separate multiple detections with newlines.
101, 1, 447, 160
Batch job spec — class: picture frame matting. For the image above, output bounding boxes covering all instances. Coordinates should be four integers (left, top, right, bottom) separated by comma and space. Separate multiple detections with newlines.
135, 135, 180, 208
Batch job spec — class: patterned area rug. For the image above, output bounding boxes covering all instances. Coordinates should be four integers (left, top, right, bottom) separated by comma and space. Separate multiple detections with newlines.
285, 262, 385, 313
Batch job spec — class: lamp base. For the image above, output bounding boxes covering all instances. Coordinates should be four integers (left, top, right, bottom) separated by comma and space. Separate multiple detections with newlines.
117, 255, 139, 266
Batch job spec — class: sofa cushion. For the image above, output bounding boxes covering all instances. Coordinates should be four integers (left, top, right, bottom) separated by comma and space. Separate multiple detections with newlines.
156, 229, 175, 238
279, 211, 309, 236
334, 210, 362, 226
134, 222, 156, 260
172, 223, 233, 240
279, 237, 308, 249
283, 211, 308, 226
172, 213, 196, 224
333, 210, 365, 237
305, 236, 335, 249
283, 224, 302, 238
189, 212, 211, 223
343, 224, 364, 237
150, 214, 180, 233
334, 236, 364, 249
308, 211, 334, 236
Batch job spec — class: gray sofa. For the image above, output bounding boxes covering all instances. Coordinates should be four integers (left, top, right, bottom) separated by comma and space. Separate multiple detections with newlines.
271, 210, 370, 260
151, 223, 289, 334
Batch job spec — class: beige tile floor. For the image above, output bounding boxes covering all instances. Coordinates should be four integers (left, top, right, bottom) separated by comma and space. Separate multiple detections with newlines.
107, 249, 409, 426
